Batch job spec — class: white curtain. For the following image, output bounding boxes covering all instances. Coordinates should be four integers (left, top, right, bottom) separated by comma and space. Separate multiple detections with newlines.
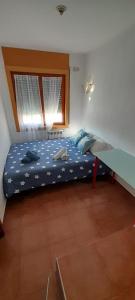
14, 75, 44, 131
42, 77, 62, 130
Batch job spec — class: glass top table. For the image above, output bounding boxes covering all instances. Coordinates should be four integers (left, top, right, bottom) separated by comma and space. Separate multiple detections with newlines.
95, 148, 135, 189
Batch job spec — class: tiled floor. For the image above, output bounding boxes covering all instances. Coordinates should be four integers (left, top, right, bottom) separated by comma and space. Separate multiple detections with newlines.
1, 180, 135, 299
57, 226, 135, 300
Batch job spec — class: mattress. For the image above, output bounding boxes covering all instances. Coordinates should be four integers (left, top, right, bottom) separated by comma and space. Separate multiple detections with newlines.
3, 138, 108, 198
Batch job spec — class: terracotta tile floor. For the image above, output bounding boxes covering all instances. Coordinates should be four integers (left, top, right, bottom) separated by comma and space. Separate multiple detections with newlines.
0, 180, 135, 299
57, 226, 135, 300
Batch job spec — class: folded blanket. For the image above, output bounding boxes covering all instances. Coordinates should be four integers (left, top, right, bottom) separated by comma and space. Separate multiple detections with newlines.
26, 151, 40, 161
21, 156, 33, 164
53, 148, 68, 161
61, 149, 69, 160
21, 151, 40, 164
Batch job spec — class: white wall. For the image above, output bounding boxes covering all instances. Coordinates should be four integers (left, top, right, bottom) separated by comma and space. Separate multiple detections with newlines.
0, 50, 85, 142
0, 51, 11, 220
83, 24, 135, 156
65, 53, 85, 136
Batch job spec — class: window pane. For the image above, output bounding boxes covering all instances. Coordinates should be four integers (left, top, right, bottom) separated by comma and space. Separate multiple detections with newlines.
14, 75, 44, 130
42, 76, 63, 127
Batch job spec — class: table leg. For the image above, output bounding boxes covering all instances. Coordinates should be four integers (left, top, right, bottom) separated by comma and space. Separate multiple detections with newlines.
0, 220, 5, 238
92, 157, 99, 188
111, 171, 115, 184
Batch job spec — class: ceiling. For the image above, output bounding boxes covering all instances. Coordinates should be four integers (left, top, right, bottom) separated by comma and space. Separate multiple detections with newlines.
0, 0, 135, 53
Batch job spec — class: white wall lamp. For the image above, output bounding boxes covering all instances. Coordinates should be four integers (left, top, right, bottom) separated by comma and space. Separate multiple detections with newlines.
84, 80, 95, 101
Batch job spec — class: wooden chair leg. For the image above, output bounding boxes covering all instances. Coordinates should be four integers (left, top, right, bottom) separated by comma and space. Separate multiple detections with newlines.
0, 220, 5, 238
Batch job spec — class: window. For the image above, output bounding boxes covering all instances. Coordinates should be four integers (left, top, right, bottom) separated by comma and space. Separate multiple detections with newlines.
11, 72, 67, 131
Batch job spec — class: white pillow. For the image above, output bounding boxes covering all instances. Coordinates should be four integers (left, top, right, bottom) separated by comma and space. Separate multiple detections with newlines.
91, 139, 113, 154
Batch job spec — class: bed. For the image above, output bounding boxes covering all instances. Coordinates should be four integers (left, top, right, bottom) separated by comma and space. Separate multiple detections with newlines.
3, 137, 109, 198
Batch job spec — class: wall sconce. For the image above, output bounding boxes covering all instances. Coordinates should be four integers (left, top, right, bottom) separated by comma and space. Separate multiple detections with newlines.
85, 80, 95, 94
84, 80, 95, 101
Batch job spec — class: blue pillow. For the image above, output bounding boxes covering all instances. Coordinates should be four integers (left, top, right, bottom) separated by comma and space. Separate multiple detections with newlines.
70, 129, 90, 146
77, 136, 95, 154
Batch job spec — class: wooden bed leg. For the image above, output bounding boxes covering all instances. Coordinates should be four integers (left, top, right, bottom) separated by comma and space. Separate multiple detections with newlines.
0, 220, 5, 238
92, 157, 99, 189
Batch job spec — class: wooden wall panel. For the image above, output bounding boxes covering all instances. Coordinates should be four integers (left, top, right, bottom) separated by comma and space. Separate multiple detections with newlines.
2, 47, 69, 70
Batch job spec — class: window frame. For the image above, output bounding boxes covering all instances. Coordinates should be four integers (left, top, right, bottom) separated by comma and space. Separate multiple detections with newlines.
5, 66, 69, 131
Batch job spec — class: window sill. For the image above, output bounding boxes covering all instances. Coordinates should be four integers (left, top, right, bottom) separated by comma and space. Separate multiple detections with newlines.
16, 124, 69, 132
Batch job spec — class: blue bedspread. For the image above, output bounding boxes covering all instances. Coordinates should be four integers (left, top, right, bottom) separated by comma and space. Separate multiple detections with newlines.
3, 138, 108, 198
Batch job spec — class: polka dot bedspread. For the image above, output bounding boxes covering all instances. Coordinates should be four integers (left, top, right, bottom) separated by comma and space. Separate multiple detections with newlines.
3, 138, 108, 198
